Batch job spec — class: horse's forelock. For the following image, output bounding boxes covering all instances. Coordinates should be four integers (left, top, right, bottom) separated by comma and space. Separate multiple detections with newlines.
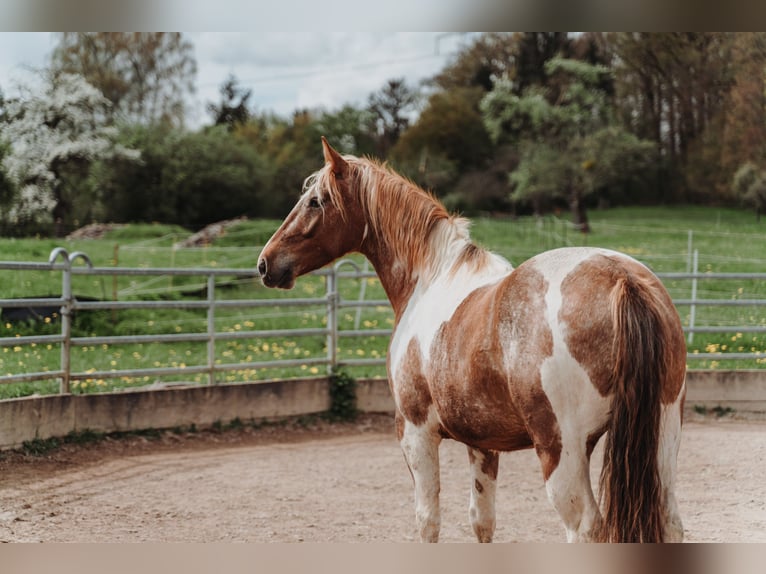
303, 163, 348, 221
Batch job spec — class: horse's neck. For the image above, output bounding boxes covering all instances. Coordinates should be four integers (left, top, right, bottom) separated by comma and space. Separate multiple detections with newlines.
353, 166, 512, 317
363, 252, 417, 320
362, 218, 501, 320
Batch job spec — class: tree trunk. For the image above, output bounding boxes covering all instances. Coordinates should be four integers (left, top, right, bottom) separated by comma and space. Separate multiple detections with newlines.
569, 188, 591, 233
51, 180, 70, 238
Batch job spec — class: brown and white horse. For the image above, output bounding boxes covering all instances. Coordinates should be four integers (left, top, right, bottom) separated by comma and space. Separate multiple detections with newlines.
258, 138, 686, 543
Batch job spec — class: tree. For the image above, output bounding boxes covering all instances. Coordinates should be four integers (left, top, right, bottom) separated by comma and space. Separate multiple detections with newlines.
0, 90, 14, 221
0, 72, 139, 234
158, 127, 273, 226
0, 140, 15, 224
721, 34, 766, 178
393, 87, 492, 172
390, 87, 497, 209
513, 33, 572, 92
418, 33, 591, 214
50, 33, 197, 126
367, 78, 419, 157
95, 125, 275, 227
207, 74, 252, 130
611, 33, 737, 200
234, 109, 326, 217
431, 33, 517, 92
391, 34, 526, 210
732, 163, 766, 221
482, 58, 654, 230
313, 104, 377, 156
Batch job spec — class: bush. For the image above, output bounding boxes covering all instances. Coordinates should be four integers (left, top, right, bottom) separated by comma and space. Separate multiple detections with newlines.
326, 369, 358, 422
96, 125, 276, 227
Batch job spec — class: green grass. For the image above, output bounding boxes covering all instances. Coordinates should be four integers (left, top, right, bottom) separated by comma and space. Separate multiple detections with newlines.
2, 206, 766, 399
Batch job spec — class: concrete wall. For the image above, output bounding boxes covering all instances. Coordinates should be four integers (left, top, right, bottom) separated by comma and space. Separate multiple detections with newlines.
0, 371, 764, 450
684, 370, 766, 414
0, 378, 330, 450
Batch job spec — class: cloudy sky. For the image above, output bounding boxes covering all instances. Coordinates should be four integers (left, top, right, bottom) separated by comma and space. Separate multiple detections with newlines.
0, 32, 476, 128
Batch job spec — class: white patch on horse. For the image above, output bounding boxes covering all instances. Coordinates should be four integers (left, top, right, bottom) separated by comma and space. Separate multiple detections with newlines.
399, 407, 442, 542
535, 248, 613, 431
467, 447, 498, 543
657, 381, 685, 542
388, 224, 511, 384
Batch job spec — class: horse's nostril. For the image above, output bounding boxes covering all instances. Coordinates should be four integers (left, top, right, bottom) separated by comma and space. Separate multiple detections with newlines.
257, 258, 267, 276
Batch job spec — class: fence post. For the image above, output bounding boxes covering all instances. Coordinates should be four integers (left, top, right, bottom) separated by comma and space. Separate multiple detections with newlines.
688, 249, 699, 344
112, 243, 119, 326
326, 268, 338, 375
59, 260, 73, 394
48, 248, 93, 394
207, 274, 216, 385
353, 259, 369, 330
686, 230, 694, 273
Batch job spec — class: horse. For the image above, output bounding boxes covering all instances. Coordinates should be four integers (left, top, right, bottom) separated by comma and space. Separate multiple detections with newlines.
257, 138, 687, 543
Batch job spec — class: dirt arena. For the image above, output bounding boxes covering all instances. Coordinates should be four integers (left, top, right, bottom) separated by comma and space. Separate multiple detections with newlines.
0, 413, 764, 543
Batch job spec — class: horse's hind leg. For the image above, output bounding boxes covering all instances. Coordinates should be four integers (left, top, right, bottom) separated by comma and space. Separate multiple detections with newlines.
658, 388, 685, 542
540, 440, 600, 542
398, 412, 442, 542
466, 447, 499, 542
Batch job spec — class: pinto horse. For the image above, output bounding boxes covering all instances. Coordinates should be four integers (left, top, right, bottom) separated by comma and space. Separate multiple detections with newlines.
258, 138, 686, 543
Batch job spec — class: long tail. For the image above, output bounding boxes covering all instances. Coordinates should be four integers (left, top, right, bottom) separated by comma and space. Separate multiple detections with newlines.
595, 273, 674, 543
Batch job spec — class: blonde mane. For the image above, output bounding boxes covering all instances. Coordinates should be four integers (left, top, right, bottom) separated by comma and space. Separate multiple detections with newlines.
306, 155, 485, 280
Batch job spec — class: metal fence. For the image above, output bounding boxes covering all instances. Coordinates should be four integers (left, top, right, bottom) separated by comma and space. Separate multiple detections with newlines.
2, 247, 766, 395
0, 248, 388, 394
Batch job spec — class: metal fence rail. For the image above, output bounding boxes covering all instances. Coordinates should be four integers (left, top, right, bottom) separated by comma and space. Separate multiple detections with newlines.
2, 248, 766, 394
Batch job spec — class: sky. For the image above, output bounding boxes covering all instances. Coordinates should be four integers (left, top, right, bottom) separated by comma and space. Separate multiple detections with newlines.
0, 32, 477, 128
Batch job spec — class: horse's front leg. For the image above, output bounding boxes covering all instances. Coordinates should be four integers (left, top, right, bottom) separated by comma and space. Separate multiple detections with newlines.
467, 447, 499, 542
397, 410, 442, 542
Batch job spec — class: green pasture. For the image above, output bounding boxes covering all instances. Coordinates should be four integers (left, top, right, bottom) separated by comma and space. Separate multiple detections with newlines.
2, 205, 766, 399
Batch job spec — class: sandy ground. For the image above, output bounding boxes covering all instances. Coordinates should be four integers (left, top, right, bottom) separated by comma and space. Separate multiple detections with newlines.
0, 414, 764, 543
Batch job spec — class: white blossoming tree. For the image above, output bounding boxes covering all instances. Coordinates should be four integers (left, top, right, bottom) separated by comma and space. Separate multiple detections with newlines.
0, 72, 139, 233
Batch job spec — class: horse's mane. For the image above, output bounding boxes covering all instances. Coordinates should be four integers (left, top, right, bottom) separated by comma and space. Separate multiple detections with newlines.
307, 155, 491, 279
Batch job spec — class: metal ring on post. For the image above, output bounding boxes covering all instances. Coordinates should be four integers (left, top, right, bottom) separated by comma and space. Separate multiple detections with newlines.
69, 251, 94, 269
48, 247, 71, 266
333, 259, 362, 273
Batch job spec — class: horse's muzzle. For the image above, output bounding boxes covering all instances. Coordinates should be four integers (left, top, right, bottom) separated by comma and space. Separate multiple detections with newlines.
258, 257, 295, 289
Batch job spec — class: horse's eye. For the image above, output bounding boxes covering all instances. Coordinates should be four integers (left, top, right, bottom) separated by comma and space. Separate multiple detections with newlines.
308, 196, 321, 208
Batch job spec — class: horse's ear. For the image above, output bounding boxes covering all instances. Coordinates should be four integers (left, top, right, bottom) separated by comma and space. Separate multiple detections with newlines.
321, 136, 348, 178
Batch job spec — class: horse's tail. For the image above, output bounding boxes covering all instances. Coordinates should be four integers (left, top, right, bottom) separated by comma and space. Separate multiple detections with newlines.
595, 272, 675, 543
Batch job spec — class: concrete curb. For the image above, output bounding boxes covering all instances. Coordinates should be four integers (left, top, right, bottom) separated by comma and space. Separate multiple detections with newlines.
1, 371, 764, 450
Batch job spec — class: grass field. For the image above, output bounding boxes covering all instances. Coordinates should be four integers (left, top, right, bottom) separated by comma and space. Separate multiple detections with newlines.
2, 205, 766, 399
